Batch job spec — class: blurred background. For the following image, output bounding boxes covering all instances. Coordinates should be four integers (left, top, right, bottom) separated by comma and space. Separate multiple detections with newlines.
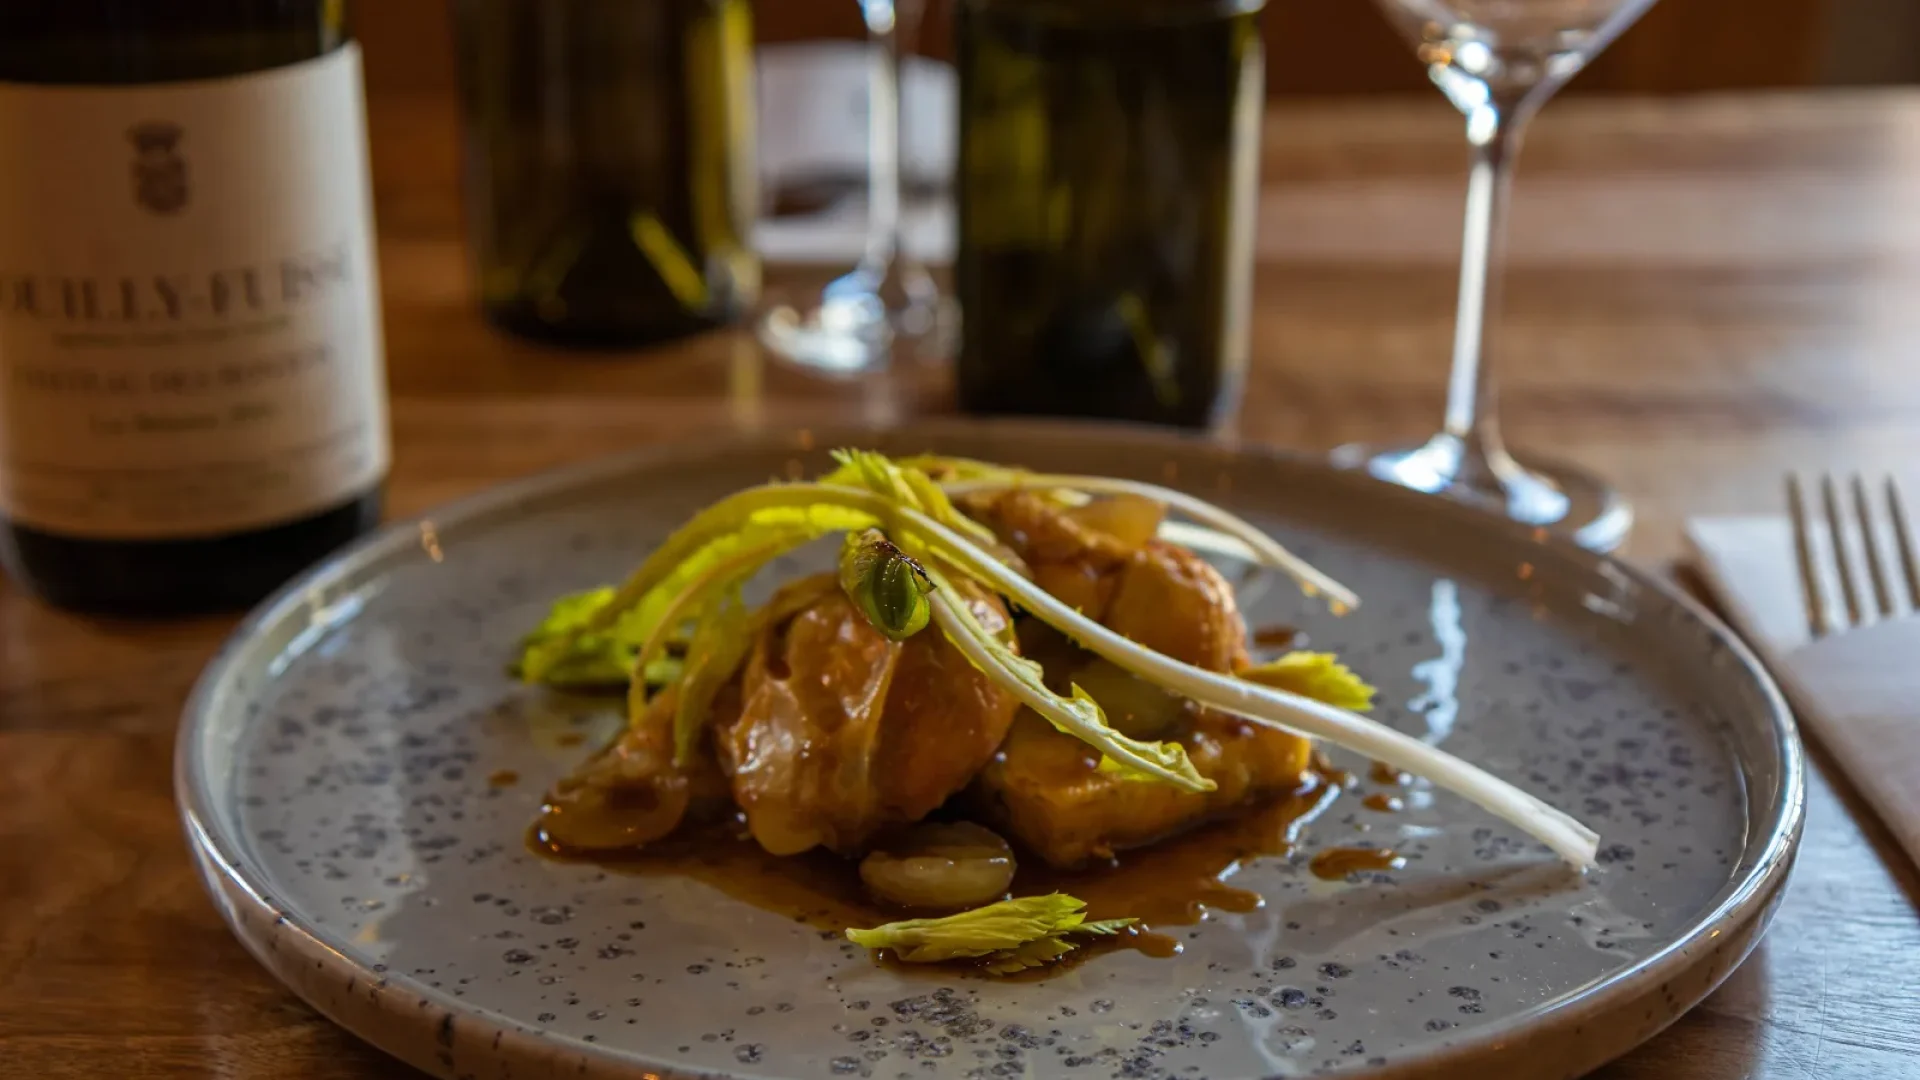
350, 0, 1920, 316
357, 0, 1920, 99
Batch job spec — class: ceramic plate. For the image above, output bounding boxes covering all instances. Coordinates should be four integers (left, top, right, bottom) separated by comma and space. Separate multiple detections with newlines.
177, 421, 1802, 1080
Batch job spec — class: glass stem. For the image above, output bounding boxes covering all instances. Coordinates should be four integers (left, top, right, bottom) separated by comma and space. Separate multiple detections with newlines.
1442, 95, 1533, 484
857, 0, 917, 278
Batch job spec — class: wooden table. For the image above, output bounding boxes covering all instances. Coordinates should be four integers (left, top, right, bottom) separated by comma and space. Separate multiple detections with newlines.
5, 89, 1920, 1079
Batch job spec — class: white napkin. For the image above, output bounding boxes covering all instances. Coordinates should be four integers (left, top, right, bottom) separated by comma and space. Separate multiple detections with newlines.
1687, 515, 1920, 868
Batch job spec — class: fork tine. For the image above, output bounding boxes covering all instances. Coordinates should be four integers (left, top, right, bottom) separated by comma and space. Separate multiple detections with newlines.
1821, 473, 1864, 628
1788, 474, 1832, 638
1852, 474, 1896, 617
1887, 476, 1920, 611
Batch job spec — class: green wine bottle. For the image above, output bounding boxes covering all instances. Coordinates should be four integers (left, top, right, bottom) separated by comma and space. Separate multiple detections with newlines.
954, 0, 1265, 429
454, 0, 759, 347
0, 1, 388, 614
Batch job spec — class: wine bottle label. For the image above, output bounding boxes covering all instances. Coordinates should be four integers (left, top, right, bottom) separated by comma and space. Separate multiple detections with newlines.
0, 45, 388, 540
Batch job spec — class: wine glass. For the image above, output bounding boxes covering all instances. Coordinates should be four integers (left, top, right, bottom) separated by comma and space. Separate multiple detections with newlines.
1333, 0, 1656, 551
757, 0, 950, 374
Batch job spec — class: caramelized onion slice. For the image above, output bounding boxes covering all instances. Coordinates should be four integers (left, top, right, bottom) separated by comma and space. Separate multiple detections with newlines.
1065, 494, 1166, 552
859, 822, 1017, 910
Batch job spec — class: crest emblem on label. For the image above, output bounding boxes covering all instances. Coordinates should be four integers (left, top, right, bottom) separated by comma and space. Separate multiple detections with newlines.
128, 121, 188, 215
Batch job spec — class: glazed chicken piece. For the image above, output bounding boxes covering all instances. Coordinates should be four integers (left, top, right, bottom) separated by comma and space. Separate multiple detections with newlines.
712, 574, 1022, 856
961, 489, 1312, 867
975, 710, 1314, 867
957, 489, 1248, 672
954, 488, 1139, 620
541, 574, 1020, 858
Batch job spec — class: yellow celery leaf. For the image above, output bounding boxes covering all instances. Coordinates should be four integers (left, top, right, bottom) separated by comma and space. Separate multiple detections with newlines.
819, 448, 1005, 558
670, 588, 751, 764
979, 936, 1078, 975
1239, 652, 1377, 712
518, 498, 874, 683
846, 893, 1089, 962
512, 588, 691, 688
847, 895, 1139, 975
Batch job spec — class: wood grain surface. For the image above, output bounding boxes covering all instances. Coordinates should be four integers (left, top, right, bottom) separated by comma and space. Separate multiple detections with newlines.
5, 89, 1920, 1079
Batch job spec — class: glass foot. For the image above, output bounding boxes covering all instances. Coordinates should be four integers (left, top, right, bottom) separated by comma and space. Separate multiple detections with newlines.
1330, 434, 1633, 553
757, 265, 954, 375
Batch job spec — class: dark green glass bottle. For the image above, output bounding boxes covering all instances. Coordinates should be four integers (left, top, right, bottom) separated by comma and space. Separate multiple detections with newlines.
454, 0, 759, 347
0, 1, 387, 615
954, 0, 1265, 429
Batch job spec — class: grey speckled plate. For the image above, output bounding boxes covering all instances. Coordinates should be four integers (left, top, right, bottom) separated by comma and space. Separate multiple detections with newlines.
177, 421, 1802, 1080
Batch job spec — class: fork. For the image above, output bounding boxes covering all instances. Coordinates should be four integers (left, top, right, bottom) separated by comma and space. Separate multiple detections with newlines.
1779, 473, 1920, 871
1786, 473, 1920, 637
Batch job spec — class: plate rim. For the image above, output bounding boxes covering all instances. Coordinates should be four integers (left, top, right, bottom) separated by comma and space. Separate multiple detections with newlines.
175, 417, 1806, 1080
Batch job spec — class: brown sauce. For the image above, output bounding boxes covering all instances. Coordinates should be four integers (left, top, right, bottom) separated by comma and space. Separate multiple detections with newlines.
531, 774, 1340, 975
1251, 624, 1303, 650
1361, 792, 1404, 813
1308, 845, 1404, 881
1368, 761, 1409, 786
1311, 750, 1356, 790
1015, 777, 1334, 927
533, 822, 886, 932
488, 769, 520, 788
555, 732, 586, 748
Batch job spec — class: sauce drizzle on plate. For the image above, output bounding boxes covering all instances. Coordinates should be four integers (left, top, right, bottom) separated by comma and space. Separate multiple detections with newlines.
1308, 845, 1404, 881
531, 773, 1342, 975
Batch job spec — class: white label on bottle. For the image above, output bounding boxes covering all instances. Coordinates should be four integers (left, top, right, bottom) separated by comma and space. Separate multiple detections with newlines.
0, 45, 388, 540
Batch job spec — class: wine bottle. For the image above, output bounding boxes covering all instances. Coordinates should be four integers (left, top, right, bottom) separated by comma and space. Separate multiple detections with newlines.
453, 0, 759, 347
954, 0, 1265, 429
0, 2, 389, 614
